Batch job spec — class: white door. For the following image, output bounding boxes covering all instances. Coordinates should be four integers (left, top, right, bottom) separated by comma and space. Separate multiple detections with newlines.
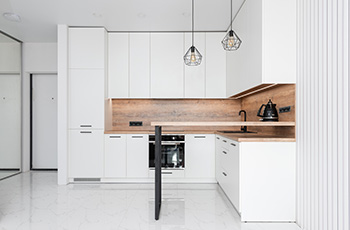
32, 74, 57, 169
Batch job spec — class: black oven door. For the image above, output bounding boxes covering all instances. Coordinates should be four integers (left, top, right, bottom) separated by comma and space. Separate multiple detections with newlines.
149, 142, 185, 169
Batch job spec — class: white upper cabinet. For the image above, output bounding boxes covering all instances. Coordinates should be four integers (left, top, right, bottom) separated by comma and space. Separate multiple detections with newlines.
108, 33, 129, 98
69, 28, 106, 69
129, 33, 150, 98
226, 0, 296, 97
69, 69, 105, 129
205, 33, 227, 98
184, 33, 206, 98
150, 33, 184, 98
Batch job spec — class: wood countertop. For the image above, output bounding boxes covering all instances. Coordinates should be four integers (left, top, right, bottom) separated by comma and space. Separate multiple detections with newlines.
104, 130, 295, 142
216, 133, 296, 142
150, 121, 296, 127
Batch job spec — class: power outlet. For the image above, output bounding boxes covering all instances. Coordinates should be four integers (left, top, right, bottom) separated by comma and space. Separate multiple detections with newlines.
129, 121, 143, 126
279, 106, 291, 113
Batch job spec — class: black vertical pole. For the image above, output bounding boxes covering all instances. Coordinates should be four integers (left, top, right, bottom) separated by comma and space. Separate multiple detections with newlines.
155, 126, 162, 220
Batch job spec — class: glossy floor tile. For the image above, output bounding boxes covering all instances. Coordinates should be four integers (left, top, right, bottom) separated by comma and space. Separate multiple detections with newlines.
0, 172, 301, 230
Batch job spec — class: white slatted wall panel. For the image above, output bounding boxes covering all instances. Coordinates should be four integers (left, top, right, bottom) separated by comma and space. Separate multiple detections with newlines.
296, 0, 349, 230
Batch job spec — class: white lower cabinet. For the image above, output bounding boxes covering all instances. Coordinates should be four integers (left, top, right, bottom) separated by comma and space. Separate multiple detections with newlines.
185, 134, 215, 179
69, 130, 104, 178
215, 135, 296, 222
126, 134, 149, 178
104, 134, 127, 178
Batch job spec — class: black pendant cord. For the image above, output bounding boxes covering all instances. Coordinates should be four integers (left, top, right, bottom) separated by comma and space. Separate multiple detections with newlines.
192, 0, 194, 47
230, 0, 232, 31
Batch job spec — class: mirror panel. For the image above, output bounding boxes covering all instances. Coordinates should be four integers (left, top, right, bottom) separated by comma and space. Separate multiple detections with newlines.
0, 31, 21, 180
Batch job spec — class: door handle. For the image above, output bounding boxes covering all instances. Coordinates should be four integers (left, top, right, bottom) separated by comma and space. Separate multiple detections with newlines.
162, 172, 173, 175
222, 151, 227, 155
222, 172, 227, 176
132, 136, 143, 139
80, 124, 92, 128
80, 131, 92, 134
194, 136, 206, 139
230, 143, 236, 146
110, 136, 121, 138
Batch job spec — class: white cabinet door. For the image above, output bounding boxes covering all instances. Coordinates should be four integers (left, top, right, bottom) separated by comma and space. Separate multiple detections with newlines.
129, 33, 150, 98
69, 28, 106, 69
69, 130, 104, 178
215, 135, 222, 181
184, 33, 206, 98
126, 134, 148, 178
108, 33, 129, 98
205, 33, 226, 98
104, 134, 127, 178
150, 33, 184, 98
240, 142, 296, 221
227, 140, 240, 212
185, 134, 215, 178
68, 69, 104, 129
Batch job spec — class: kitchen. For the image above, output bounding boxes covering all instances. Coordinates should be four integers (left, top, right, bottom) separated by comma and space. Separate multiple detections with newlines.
0, 0, 348, 230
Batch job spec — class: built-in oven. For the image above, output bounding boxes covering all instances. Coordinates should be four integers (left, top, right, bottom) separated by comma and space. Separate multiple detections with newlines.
149, 135, 185, 169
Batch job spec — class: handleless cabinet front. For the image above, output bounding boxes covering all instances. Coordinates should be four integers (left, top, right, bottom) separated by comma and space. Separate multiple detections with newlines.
68, 69, 104, 129
69, 28, 106, 69
69, 130, 104, 178
104, 134, 127, 178
126, 134, 148, 178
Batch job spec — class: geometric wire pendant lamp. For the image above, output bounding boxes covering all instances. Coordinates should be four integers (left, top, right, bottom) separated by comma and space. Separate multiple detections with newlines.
184, 0, 202, 66
221, 0, 242, 51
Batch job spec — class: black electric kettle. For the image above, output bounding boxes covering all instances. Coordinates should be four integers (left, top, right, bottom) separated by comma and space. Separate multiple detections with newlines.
257, 99, 279, 121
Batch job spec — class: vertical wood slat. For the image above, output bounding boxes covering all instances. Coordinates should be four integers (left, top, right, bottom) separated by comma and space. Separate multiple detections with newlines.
296, 0, 349, 230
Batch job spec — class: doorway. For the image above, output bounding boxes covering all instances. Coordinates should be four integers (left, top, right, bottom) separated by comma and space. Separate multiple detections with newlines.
30, 74, 57, 170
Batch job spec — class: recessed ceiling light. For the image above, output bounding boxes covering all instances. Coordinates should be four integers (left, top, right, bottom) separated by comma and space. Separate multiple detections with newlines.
137, 13, 146, 18
92, 13, 103, 18
3, 12, 21, 22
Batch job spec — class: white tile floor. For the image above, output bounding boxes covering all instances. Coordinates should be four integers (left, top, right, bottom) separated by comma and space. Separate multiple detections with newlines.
0, 172, 301, 230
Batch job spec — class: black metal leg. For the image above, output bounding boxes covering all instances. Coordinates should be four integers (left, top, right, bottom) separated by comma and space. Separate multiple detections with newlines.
155, 126, 162, 220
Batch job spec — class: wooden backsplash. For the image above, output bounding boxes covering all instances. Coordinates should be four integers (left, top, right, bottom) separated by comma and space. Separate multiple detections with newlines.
109, 99, 242, 131
241, 84, 295, 136
108, 84, 295, 135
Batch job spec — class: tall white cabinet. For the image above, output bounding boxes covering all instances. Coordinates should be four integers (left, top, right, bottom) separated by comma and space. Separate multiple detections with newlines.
206, 33, 227, 98
226, 0, 296, 97
68, 28, 107, 178
150, 33, 184, 98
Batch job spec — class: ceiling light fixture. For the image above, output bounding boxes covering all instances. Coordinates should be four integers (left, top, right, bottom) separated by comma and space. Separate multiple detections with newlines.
221, 0, 241, 51
2, 12, 21, 22
183, 0, 202, 66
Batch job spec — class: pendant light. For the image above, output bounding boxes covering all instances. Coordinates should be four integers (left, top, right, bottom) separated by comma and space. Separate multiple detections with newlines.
221, 0, 242, 51
184, 0, 202, 66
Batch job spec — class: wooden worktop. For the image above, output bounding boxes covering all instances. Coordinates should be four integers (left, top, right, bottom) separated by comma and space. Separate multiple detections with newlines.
150, 121, 296, 127
216, 133, 296, 142
104, 129, 295, 142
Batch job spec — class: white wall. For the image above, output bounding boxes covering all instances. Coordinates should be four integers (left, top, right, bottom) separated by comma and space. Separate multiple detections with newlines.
296, 0, 349, 230
22, 43, 57, 172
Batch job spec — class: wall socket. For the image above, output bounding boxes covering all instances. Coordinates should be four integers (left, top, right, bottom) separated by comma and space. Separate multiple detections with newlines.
279, 106, 291, 113
129, 121, 143, 126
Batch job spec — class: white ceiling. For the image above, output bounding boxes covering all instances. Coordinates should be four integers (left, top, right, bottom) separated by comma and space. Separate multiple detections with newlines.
0, 0, 243, 42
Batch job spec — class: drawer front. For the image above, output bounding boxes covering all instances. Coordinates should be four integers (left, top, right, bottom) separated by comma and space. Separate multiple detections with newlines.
221, 137, 229, 150
149, 169, 185, 178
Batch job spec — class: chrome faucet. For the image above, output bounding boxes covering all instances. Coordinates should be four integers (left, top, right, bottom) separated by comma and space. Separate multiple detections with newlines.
239, 110, 247, 133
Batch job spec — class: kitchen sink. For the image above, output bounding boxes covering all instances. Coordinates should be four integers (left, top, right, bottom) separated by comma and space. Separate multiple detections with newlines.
218, 130, 257, 134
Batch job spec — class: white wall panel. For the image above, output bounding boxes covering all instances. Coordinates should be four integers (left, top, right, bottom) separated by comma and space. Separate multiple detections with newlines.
296, 0, 349, 230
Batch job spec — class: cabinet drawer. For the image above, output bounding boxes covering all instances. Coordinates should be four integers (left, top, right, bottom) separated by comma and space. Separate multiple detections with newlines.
220, 137, 229, 150
149, 169, 185, 178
